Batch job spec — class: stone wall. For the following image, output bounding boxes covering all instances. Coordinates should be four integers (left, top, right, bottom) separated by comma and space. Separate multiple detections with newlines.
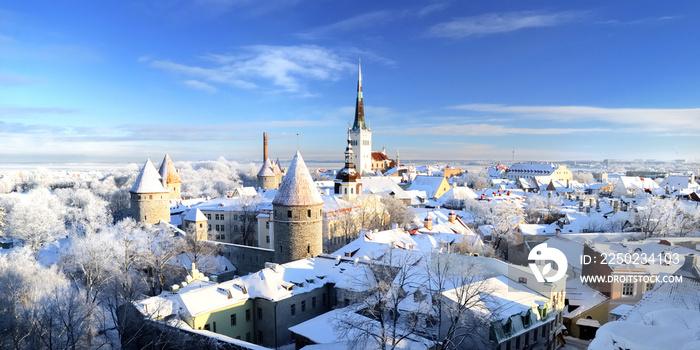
218, 242, 275, 275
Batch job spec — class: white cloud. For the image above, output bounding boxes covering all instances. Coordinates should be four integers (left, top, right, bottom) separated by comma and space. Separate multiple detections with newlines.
183, 79, 217, 93
378, 123, 607, 136
148, 45, 355, 94
451, 104, 700, 132
426, 11, 582, 38
296, 4, 449, 40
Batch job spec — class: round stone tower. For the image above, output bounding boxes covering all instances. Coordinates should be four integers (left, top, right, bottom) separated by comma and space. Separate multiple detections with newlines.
257, 157, 278, 190
272, 151, 324, 264
130, 159, 170, 224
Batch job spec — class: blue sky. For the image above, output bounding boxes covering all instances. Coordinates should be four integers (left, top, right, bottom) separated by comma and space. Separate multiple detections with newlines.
1, 1, 699, 164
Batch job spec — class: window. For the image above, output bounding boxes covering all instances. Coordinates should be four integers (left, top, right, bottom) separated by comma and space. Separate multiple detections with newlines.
622, 283, 634, 296
312, 296, 317, 308
208, 225, 211, 231
291, 304, 296, 316
307, 245, 310, 254
257, 307, 262, 320
204, 324, 210, 331
307, 209, 311, 218
266, 236, 270, 243
301, 300, 306, 312
266, 221, 269, 229
646, 283, 655, 291
221, 225, 225, 231
213, 321, 216, 332
234, 225, 239, 233
230, 314, 236, 326
287, 210, 292, 218
246, 309, 251, 321
215, 225, 220, 231
206, 214, 211, 220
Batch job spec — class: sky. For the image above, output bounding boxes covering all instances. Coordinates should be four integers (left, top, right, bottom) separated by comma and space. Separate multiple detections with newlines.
1, 1, 700, 164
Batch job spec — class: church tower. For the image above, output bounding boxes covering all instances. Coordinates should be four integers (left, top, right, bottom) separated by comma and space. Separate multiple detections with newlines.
335, 130, 361, 200
130, 159, 170, 224
272, 151, 324, 264
349, 62, 372, 174
158, 154, 181, 201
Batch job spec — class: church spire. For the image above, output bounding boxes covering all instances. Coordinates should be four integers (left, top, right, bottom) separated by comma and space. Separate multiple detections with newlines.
351, 60, 367, 131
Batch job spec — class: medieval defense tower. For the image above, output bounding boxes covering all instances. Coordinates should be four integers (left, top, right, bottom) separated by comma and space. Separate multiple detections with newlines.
272, 151, 324, 264
130, 159, 170, 224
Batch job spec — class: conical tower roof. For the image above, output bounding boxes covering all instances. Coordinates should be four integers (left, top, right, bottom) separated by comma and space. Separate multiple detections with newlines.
184, 208, 207, 222
257, 158, 276, 177
130, 159, 168, 194
272, 151, 323, 206
351, 61, 367, 131
158, 154, 181, 184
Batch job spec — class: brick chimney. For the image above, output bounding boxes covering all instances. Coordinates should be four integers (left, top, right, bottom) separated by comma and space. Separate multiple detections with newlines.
448, 211, 456, 224
424, 216, 432, 230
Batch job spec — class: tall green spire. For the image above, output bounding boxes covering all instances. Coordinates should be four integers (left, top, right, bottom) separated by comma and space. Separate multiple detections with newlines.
351, 60, 367, 131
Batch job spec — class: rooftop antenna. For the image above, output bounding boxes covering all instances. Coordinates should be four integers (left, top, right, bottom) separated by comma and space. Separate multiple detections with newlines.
512, 149, 515, 163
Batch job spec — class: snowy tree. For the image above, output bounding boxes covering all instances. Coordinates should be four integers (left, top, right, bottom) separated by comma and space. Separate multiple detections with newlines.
572, 172, 594, 184
237, 194, 263, 246
335, 249, 425, 350
0, 205, 5, 239
56, 187, 112, 236
381, 193, 414, 230
182, 225, 220, 270
466, 169, 489, 191
178, 157, 243, 198
0, 248, 93, 350
143, 223, 184, 295
425, 254, 496, 349
635, 196, 678, 238
3, 188, 66, 253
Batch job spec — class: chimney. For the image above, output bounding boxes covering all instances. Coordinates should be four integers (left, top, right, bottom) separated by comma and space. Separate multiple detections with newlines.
579, 202, 584, 212
596, 199, 600, 210
448, 211, 456, 224
613, 201, 620, 213
424, 216, 432, 230
263, 132, 269, 161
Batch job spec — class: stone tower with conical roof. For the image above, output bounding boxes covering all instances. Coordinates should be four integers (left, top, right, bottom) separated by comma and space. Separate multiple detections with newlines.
272, 151, 324, 264
349, 61, 372, 174
335, 129, 362, 200
130, 159, 170, 224
158, 154, 182, 201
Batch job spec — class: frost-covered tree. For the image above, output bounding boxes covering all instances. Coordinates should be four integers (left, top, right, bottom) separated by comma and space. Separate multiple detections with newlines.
237, 194, 263, 246
143, 223, 184, 295
335, 248, 425, 350
56, 187, 112, 236
425, 254, 496, 350
3, 188, 66, 252
381, 193, 414, 230
635, 196, 678, 238
0, 248, 93, 350
466, 169, 489, 191
178, 157, 243, 198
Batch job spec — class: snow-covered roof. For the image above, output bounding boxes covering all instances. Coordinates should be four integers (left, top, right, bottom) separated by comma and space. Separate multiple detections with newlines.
506, 163, 559, 175
437, 186, 477, 203
289, 308, 434, 350
272, 151, 323, 207
659, 175, 699, 191
130, 159, 168, 194
562, 277, 608, 319
183, 208, 207, 222
361, 177, 410, 199
407, 175, 447, 199
589, 278, 700, 350
257, 158, 276, 177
